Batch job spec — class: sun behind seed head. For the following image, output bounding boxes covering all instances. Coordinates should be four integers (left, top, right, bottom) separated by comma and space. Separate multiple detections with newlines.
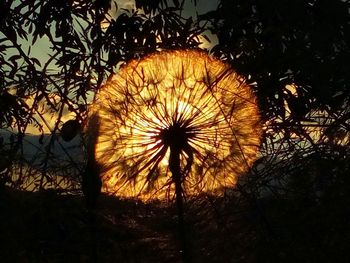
88, 49, 261, 200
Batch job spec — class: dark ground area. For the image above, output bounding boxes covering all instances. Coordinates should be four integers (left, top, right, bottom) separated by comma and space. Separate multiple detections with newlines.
1, 180, 350, 263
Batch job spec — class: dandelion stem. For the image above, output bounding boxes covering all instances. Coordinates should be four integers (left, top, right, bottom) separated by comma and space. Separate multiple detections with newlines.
169, 145, 189, 263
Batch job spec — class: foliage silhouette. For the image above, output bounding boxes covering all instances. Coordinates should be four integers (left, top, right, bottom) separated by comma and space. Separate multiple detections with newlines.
0, 0, 349, 262
204, 0, 349, 139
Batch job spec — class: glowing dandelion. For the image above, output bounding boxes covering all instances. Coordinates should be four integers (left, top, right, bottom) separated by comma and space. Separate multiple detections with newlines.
89, 49, 261, 200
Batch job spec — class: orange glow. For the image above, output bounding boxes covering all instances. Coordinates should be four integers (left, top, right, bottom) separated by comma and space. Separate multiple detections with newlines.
89, 50, 261, 200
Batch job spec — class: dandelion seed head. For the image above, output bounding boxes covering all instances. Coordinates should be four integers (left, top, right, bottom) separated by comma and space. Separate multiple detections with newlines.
89, 50, 261, 200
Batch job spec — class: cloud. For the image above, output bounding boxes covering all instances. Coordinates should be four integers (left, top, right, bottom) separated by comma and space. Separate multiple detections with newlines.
24, 94, 76, 135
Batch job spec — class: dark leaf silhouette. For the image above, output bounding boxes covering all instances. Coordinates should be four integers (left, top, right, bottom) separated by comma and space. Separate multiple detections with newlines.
0, 0, 349, 262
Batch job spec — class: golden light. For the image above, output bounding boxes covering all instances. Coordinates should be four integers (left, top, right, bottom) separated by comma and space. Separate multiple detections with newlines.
89, 49, 261, 200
